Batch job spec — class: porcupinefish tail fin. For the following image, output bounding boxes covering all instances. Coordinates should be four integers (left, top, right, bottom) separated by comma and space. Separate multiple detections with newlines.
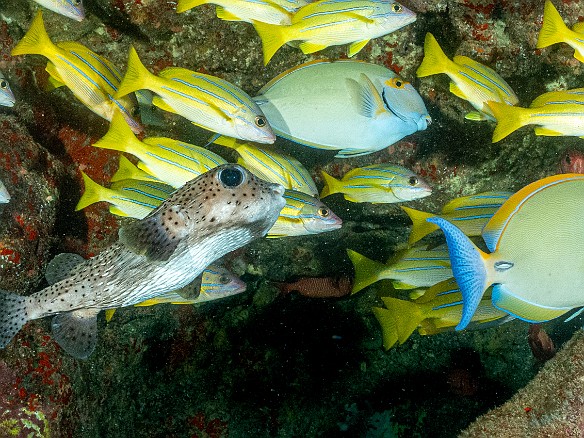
0, 291, 29, 349
51, 308, 100, 359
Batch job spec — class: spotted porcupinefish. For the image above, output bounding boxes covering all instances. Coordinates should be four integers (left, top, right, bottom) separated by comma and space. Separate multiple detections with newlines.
0, 164, 285, 358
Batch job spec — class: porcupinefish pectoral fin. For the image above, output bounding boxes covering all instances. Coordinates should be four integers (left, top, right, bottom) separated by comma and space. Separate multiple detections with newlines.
45, 253, 85, 285
51, 308, 100, 359
119, 205, 190, 262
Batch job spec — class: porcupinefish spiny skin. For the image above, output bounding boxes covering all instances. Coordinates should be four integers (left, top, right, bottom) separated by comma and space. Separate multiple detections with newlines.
0, 164, 285, 359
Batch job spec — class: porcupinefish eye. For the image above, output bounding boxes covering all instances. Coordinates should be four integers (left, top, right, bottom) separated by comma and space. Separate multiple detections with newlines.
408, 176, 419, 186
0, 80, 6, 89
317, 207, 330, 218
219, 274, 230, 284
218, 167, 245, 187
255, 116, 267, 128
391, 3, 402, 13
564, 155, 572, 165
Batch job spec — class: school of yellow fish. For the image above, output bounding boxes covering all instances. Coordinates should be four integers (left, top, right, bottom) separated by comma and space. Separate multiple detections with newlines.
2, 0, 583, 355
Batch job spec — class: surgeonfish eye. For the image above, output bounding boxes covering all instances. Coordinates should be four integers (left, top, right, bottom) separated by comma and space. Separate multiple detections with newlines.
219, 274, 230, 284
408, 176, 418, 186
219, 167, 244, 187
317, 207, 330, 218
386, 77, 409, 89
255, 116, 267, 127
391, 3, 402, 13
0, 81, 6, 89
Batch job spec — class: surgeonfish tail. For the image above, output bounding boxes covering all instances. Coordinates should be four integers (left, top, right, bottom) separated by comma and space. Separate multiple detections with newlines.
115, 46, 154, 99
76, 172, 108, 211
252, 21, 288, 65
175, 0, 207, 13
11, 11, 56, 57
346, 249, 387, 294
0, 291, 29, 349
319, 171, 340, 198
379, 296, 424, 347
93, 111, 141, 154
426, 217, 489, 331
487, 101, 530, 142
416, 33, 456, 78
400, 206, 437, 245
537, 0, 569, 49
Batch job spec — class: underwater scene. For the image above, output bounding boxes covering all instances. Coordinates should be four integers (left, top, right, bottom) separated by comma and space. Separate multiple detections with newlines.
0, 0, 583, 436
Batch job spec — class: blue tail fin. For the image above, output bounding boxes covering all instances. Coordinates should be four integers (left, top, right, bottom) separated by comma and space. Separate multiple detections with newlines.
427, 217, 489, 330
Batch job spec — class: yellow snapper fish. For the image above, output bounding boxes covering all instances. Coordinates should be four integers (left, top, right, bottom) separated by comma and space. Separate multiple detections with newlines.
347, 245, 453, 294
267, 189, 342, 237
0, 72, 16, 108
487, 90, 584, 142
0, 164, 285, 358
254, 60, 431, 157
537, 0, 584, 63
428, 173, 584, 331
93, 112, 227, 188
176, 0, 308, 25
401, 191, 513, 245
111, 155, 161, 184
115, 47, 275, 143
76, 172, 177, 219
213, 136, 318, 197
320, 164, 431, 203
252, 0, 416, 64
11, 12, 141, 133
416, 33, 519, 121
372, 278, 509, 350
32, 0, 85, 21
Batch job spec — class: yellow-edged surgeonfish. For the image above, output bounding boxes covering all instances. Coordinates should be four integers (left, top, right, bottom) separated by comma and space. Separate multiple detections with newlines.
429, 173, 584, 330
537, 0, 584, 63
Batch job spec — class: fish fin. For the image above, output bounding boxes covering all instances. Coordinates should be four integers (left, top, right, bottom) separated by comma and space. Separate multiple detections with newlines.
297, 42, 328, 55
252, 20, 288, 65
175, 0, 206, 13
11, 11, 57, 57
51, 309, 100, 359
347, 40, 370, 57
216, 7, 243, 21
46, 74, 65, 91
536, 0, 569, 49
574, 50, 584, 62
564, 307, 584, 322
334, 148, 373, 158
151, 96, 179, 114
0, 291, 29, 349
346, 74, 386, 119
119, 204, 190, 261
112, 156, 144, 182
104, 309, 116, 323
416, 33, 456, 78
572, 22, 584, 34
426, 217, 490, 331
108, 205, 136, 218
400, 206, 437, 245
344, 12, 374, 24
93, 111, 142, 154
486, 101, 529, 142
115, 46, 155, 99
320, 170, 340, 198
371, 307, 400, 350
464, 111, 487, 121
391, 280, 418, 290
449, 82, 468, 100
533, 126, 564, 136
76, 172, 110, 211
492, 284, 569, 322
212, 135, 240, 149
380, 296, 425, 345
346, 249, 387, 294
45, 253, 85, 285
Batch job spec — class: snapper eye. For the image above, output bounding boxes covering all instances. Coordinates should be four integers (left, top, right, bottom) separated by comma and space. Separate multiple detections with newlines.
317, 207, 330, 218
391, 3, 402, 13
219, 167, 244, 187
219, 274, 230, 284
408, 176, 418, 186
255, 116, 267, 127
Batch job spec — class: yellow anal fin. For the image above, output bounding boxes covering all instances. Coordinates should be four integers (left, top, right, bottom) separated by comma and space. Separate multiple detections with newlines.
105, 309, 116, 323
574, 49, 584, 63
534, 126, 564, 136
152, 96, 179, 114
347, 39, 370, 57
449, 82, 468, 100
464, 111, 487, 121
216, 7, 243, 21
298, 42, 328, 54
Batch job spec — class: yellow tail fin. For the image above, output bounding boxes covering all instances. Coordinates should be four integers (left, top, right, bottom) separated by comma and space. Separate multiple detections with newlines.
252, 21, 288, 65
175, 0, 207, 13
11, 11, 57, 57
115, 46, 155, 99
319, 170, 340, 199
372, 307, 400, 350
487, 101, 530, 142
537, 0, 569, 49
416, 33, 456, 78
76, 172, 110, 211
401, 206, 437, 245
93, 111, 143, 154
380, 296, 425, 346
347, 249, 388, 294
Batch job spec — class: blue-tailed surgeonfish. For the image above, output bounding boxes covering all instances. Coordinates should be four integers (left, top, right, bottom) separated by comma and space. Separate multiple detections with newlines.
488, 89, 584, 142
252, 0, 416, 64
429, 173, 584, 330
320, 164, 431, 203
347, 245, 453, 294
11, 12, 141, 132
94, 112, 227, 188
254, 60, 431, 158
537, 0, 584, 63
0, 72, 16, 108
115, 47, 275, 143
416, 33, 518, 121
32, 0, 85, 21
401, 191, 512, 245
